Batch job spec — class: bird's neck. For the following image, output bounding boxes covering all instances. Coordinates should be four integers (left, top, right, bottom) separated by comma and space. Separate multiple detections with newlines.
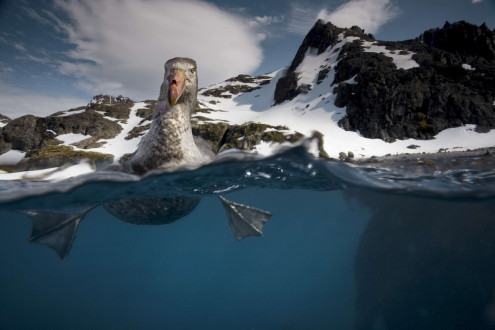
152, 101, 200, 161
158, 103, 194, 142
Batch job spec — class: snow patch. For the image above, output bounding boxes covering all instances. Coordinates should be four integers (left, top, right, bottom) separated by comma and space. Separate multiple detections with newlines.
0, 167, 58, 181
0, 161, 95, 182
75, 102, 148, 162
462, 63, 475, 70
0, 150, 25, 165
42, 161, 95, 182
254, 141, 279, 156
297, 47, 327, 86
55, 109, 86, 117
362, 41, 419, 70
56, 133, 88, 145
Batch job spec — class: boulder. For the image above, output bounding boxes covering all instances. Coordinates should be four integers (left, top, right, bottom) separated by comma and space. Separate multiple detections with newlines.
2, 115, 53, 151
46, 110, 123, 139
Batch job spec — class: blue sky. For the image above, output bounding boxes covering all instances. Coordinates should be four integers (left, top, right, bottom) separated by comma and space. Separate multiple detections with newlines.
0, 0, 494, 118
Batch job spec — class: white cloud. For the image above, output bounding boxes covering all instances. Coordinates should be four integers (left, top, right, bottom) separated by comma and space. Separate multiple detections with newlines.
12, 42, 26, 52
0, 90, 87, 119
250, 15, 285, 26
53, 0, 263, 100
23, 6, 52, 26
287, 3, 320, 35
472, 0, 483, 3
318, 0, 400, 34
248, 15, 286, 40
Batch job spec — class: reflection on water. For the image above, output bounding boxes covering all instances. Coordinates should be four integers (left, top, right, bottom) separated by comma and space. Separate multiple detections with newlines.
348, 190, 495, 330
19, 195, 272, 260
1, 147, 495, 329
103, 197, 201, 225
0, 189, 367, 329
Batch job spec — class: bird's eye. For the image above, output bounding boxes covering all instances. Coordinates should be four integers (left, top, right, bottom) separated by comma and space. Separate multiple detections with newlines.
189, 68, 196, 74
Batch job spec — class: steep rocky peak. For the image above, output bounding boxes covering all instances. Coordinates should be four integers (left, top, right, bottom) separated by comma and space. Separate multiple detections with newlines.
89, 94, 133, 107
274, 20, 374, 104
289, 19, 374, 71
419, 20, 495, 61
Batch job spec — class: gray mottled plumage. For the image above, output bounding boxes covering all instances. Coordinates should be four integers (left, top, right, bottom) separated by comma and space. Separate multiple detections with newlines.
128, 57, 214, 173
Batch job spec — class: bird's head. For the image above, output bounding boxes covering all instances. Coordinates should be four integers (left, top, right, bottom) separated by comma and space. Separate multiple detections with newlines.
161, 57, 198, 108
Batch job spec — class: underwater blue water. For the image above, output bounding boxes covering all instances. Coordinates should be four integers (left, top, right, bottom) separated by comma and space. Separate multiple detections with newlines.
1, 147, 495, 329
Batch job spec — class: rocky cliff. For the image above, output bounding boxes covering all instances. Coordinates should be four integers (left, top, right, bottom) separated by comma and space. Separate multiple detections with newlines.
275, 20, 495, 141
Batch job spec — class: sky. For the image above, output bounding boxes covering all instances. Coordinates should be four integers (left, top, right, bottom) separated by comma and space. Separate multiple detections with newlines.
0, 0, 494, 118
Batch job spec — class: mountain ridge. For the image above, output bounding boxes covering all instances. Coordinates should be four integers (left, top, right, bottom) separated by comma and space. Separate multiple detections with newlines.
275, 19, 495, 141
1, 20, 494, 173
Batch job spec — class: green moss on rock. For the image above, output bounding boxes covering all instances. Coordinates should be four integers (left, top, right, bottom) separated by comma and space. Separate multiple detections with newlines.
72, 137, 107, 149
16, 145, 113, 171
192, 121, 229, 153
217, 122, 302, 153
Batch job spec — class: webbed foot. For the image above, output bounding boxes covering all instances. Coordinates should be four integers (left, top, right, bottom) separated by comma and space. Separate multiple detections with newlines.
19, 206, 97, 260
219, 195, 272, 240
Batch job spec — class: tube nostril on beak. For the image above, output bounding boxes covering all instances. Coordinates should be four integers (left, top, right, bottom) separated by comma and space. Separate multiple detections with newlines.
172, 79, 177, 85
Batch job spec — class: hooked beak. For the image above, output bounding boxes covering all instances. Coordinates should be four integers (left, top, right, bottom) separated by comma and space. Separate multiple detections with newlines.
168, 70, 187, 107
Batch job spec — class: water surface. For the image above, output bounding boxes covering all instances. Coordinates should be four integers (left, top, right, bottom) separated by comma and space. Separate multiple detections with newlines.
1, 147, 494, 329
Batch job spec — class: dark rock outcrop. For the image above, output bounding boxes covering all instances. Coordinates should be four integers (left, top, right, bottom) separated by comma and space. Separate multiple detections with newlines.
200, 74, 271, 99
420, 21, 495, 61
0, 95, 131, 170
332, 21, 495, 141
46, 111, 123, 139
2, 115, 53, 151
274, 20, 374, 104
0, 96, 127, 157
192, 121, 230, 153
89, 94, 133, 106
217, 122, 290, 152
273, 19, 494, 141
226, 74, 271, 84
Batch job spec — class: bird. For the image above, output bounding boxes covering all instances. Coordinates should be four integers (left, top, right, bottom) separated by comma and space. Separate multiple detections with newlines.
128, 57, 214, 174
16, 58, 273, 260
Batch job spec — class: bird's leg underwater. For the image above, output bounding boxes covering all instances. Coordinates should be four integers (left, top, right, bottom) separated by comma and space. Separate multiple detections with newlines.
218, 195, 272, 240
18, 205, 98, 260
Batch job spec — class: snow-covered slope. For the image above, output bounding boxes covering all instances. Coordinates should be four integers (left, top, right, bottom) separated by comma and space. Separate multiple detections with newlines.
1, 21, 494, 181
56, 102, 149, 161
195, 33, 495, 159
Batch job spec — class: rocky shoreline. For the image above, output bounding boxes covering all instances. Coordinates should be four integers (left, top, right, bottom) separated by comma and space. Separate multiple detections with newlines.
353, 146, 495, 174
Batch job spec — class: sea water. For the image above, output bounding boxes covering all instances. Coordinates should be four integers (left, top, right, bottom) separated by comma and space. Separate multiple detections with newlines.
0, 147, 494, 330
